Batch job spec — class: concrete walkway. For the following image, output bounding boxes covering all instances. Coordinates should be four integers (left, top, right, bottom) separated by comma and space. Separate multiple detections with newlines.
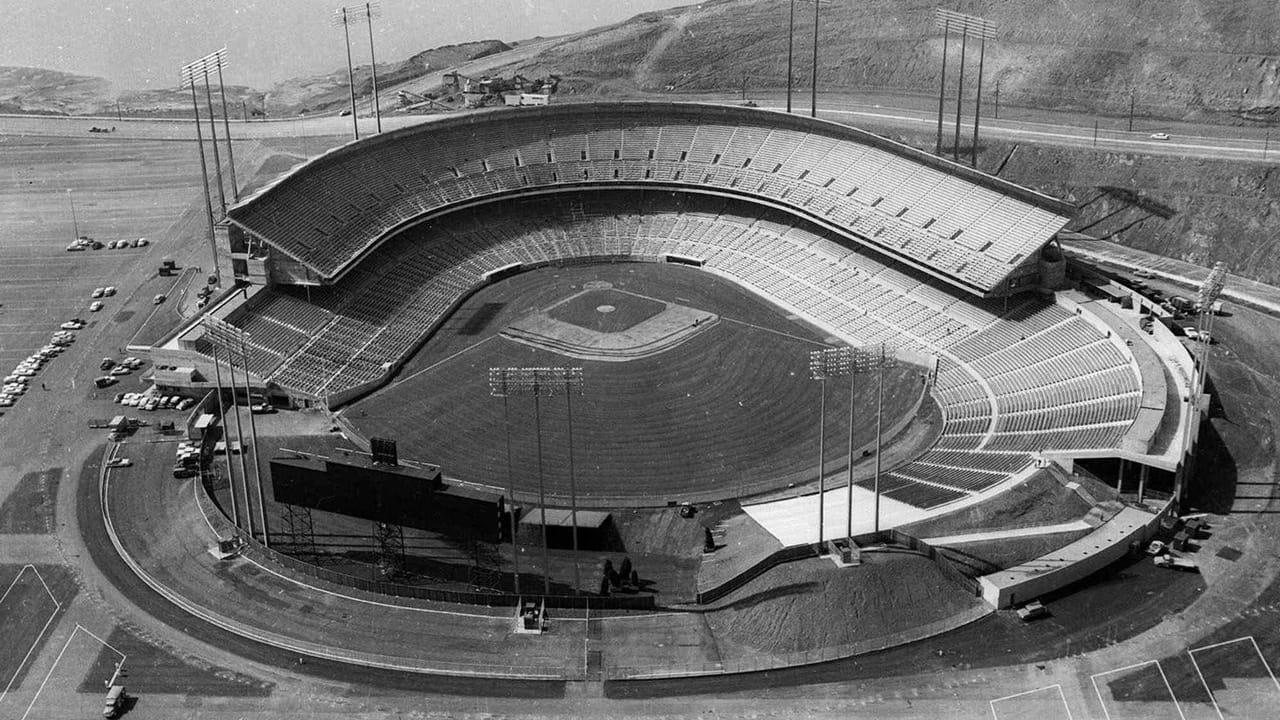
1061, 238, 1280, 316
920, 520, 1092, 547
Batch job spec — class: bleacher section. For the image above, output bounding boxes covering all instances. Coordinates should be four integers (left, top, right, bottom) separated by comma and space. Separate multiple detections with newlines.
228, 103, 1072, 296
214, 194, 1140, 512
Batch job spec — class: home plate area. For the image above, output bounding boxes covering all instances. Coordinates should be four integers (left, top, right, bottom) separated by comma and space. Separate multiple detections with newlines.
502, 281, 718, 361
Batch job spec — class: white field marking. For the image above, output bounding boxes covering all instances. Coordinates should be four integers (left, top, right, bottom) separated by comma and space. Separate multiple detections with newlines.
1188, 635, 1280, 720
0, 566, 62, 705
19, 624, 125, 720
990, 683, 1073, 720
380, 335, 497, 393
1089, 659, 1186, 720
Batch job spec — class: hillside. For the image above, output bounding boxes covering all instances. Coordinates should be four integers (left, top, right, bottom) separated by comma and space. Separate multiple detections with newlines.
0, 39, 511, 118
262, 39, 511, 115
482, 0, 1280, 123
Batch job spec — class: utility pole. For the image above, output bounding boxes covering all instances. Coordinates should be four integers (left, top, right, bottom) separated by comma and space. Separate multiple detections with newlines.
993, 79, 999, 120
787, 0, 796, 113
953, 28, 967, 163
364, 2, 382, 133
1093, 119, 1099, 147
115, 100, 122, 122
971, 34, 985, 168
67, 189, 79, 241
935, 17, 949, 154
810, 0, 820, 118
1128, 90, 1135, 132
935, 10, 996, 162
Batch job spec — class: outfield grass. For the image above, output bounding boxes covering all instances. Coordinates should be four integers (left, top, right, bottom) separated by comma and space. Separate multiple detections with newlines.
347, 262, 923, 507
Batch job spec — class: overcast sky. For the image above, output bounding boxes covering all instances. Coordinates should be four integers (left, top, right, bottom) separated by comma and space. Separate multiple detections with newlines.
2, 0, 698, 90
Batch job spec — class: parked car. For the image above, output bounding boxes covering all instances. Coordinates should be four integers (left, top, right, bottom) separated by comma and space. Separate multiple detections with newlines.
153, 294, 166, 305
93, 376, 117, 388
105, 458, 132, 468
1149, 132, 1170, 141
100, 358, 116, 371
1016, 600, 1050, 621
250, 403, 277, 414
103, 286, 117, 296
109, 366, 131, 376
89, 301, 104, 312
91, 287, 105, 298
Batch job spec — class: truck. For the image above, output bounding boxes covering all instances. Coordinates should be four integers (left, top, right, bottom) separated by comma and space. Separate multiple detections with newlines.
1016, 600, 1050, 621
103, 684, 126, 718
1154, 554, 1198, 572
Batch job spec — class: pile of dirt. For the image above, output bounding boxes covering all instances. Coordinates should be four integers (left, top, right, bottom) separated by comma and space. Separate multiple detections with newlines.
704, 552, 982, 655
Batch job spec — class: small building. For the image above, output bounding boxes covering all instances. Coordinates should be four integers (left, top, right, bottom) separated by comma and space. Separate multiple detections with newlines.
519, 508, 619, 551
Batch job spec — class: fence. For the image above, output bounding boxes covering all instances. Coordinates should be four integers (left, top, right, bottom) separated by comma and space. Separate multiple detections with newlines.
695, 543, 821, 605
195, 475, 653, 611
607, 602, 993, 680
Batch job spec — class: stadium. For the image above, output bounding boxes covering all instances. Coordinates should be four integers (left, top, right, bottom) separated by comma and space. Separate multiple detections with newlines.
116, 100, 1205, 668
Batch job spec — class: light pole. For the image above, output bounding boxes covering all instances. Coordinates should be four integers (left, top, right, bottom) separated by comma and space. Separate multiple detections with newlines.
180, 63, 220, 288
870, 344, 898, 532
334, 7, 361, 140
213, 52, 240, 201
811, 346, 876, 541
363, 3, 383, 134
490, 367, 585, 596
204, 323, 240, 529
206, 313, 270, 547
1175, 262, 1225, 504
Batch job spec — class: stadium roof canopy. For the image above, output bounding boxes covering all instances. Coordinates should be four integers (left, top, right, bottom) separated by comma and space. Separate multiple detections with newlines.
228, 102, 1073, 297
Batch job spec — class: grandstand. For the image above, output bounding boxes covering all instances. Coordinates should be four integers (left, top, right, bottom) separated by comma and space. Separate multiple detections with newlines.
145, 101, 1183, 515
224, 102, 1073, 296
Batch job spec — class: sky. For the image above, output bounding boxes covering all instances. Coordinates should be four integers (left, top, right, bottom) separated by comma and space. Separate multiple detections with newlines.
1, 0, 699, 91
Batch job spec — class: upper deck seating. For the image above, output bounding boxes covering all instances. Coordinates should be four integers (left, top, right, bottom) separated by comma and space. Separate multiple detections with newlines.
228, 104, 1071, 295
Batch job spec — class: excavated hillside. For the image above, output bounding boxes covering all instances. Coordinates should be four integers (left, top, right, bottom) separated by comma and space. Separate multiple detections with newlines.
486, 0, 1280, 123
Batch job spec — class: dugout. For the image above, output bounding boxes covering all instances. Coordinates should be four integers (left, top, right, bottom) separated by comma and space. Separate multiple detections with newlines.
519, 508, 621, 551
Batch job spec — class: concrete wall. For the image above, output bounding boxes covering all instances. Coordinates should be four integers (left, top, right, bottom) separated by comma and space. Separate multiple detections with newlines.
978, 504, 1170, 608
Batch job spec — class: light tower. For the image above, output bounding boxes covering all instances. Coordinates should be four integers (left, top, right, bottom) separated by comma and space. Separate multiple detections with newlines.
490, 367, 585, 596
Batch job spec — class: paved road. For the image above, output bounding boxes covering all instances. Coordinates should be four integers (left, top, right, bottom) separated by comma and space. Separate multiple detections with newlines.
3, 85, 1275, 167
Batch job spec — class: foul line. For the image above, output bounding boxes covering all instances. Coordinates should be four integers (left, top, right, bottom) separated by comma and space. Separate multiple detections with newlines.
719, 315, 830, 346
379, 335, 497, 395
